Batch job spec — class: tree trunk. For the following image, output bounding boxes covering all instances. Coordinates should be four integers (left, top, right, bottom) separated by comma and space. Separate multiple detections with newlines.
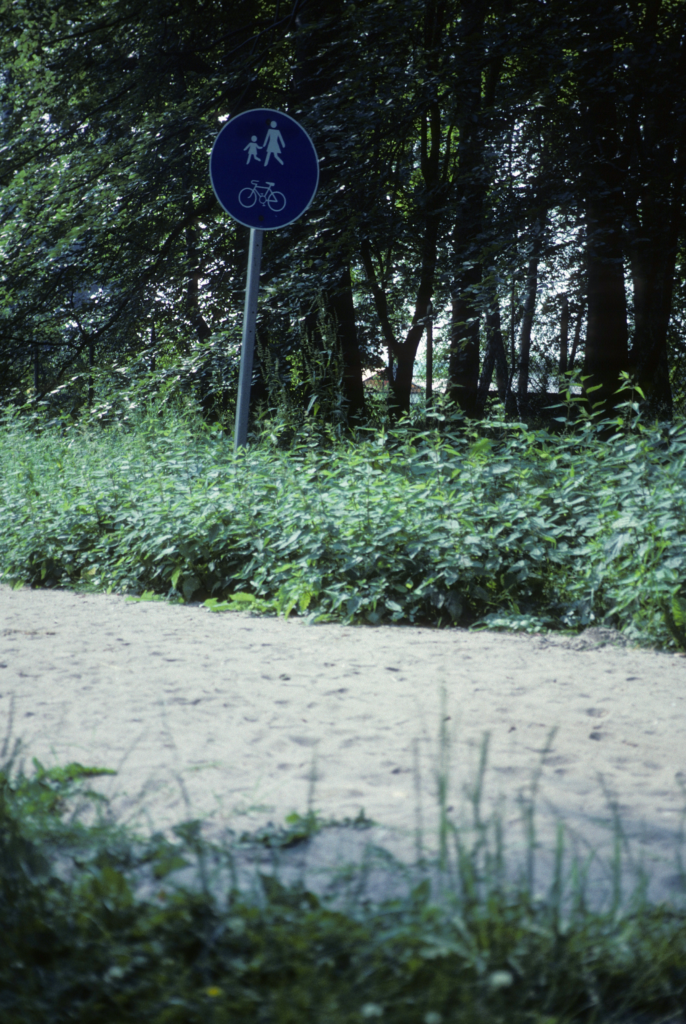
493, 306, 508, 402
388, 207, 440, 416
381, 0, 450, 417
448, 0, 489, 416
325, 264, 366, 418
569, 304, 583, 371
184, 218, 211, 346
476, 299, 508, 416
362, 224, 437, 418
449, 275, 481, 417
583, 198, 628, 414
33, 342, 39, 397
88, 340, 94, 407
630, 220, 677, 419
295, 0, 366, 421
627, 128, 685, 421
361, 96, 444, 417
172, 48, 211, 350
425, 301, 433, 401
577, 1, 629, 415
559, 293, 569, 375
149, 320, 156, 373
623, 0, 686, 419
516, 223, 544, 416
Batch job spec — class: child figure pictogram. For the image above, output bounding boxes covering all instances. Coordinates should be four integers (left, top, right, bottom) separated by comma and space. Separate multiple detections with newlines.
244, 136, 262, 164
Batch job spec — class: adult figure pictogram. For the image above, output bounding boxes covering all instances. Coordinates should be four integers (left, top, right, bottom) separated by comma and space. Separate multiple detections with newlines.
263, 121, 285, 166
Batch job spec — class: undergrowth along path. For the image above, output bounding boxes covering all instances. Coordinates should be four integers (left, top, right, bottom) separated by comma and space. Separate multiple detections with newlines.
1, 409, 686, 649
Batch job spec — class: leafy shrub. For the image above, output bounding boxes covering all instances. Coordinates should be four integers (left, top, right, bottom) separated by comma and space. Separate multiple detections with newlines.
1, 401, 686, 646
256, 299, 349, 445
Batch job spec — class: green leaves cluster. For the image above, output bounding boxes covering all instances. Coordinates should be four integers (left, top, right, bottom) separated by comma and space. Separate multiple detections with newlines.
0, 0, 289, 396
3, 0, 686, 419
1, 407, 686, 647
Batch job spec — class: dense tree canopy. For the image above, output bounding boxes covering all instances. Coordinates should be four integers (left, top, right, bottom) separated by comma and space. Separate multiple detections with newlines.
1, 0, 685, 422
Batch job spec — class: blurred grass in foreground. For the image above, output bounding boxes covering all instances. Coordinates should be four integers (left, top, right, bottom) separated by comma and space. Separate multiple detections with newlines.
1, 732, 685, 1024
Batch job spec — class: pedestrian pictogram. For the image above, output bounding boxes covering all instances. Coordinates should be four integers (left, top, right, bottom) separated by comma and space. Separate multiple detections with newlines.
244, 136, 262, 164
262, 121, 285, 165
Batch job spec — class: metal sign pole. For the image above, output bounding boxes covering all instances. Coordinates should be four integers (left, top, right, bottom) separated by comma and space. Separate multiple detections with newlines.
234, 227, 263, 452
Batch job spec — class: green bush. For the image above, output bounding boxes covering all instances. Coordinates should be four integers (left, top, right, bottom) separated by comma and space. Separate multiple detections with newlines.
1, 398, 685, 647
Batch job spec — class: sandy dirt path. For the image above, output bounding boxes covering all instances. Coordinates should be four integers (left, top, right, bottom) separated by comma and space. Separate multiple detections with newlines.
1, 584, 685, 904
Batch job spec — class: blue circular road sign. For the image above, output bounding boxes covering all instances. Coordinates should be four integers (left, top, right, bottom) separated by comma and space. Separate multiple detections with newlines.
210, 109, 319, 230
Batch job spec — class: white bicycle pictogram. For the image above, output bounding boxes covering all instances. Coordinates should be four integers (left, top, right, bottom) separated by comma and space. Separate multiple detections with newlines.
238, 180, 286, 212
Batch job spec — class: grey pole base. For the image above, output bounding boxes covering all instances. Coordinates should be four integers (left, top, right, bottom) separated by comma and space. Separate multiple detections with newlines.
234, 228, 264, 452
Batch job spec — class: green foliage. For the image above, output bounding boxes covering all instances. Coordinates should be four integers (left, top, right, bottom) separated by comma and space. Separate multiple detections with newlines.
256, 300, 349, 444
0, 0, 278, 401
663, 594, 686, 652
1, 750, 686, 1024
2, 0, 686, 420
0, 744, 118, 848
238, 809, 373, 850
2, 403, 686, 647
26, 332, 240, 427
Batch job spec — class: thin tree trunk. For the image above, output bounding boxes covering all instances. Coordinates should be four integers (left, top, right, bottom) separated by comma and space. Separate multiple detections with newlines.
516, 223, 544, 417
185, 218, 211, 345
361, 229, 435, 417
361, 99, 443, 417
425, 301, 433, 401
506, 274, 517, 412
559, 293, 569, 375
295, 0, 366, 422
361, 237, 396, 382
172, 50, 211, 350
494, 307, 508, 401
578, 1, 629, 415
325, 264, 366, 418
388, 210, 440, 415
87, 340, 94, 408
383, 7, 448, 418
447, 0, 494, 416
569, 303, 583, 371
476, 299, 508, 416
149, 320, 156, 373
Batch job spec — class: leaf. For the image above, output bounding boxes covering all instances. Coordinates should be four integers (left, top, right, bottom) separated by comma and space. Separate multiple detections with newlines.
182, 575, 200, 602
152, 853, 190, 879
663, 596, 686, 651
